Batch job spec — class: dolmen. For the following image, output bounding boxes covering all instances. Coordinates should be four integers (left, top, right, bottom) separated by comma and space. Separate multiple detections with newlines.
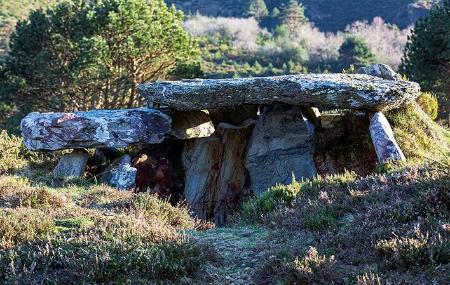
21, 64, 420, 225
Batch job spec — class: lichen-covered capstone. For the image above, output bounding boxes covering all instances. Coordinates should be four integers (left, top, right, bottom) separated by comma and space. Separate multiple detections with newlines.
138, 73, 420, 111
369, 112, 406, 162
20, 108, 171, 151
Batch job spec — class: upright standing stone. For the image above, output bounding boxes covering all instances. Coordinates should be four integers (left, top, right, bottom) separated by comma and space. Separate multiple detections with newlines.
53, 150, 89, 178
245, 105, 317, 196
369, 112, 406, 163
101, 155, 137, 190
182, 122, 254, 224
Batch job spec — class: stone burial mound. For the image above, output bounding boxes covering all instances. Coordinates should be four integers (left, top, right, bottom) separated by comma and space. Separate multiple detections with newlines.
21, 64, 420, 225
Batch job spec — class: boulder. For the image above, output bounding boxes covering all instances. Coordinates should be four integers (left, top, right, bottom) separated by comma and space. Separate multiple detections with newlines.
245, 105, 317, 196
182, 122, 254, 225
138, 73, 420, 112
53, 150, 89, 178
21, 108, 171, 151
359, 64, 401, 81
133, 153, 173, 197
101, 155, 137, 190
369, 112, 406, 163
314, 112, 378, 176
167, 110, 215, 139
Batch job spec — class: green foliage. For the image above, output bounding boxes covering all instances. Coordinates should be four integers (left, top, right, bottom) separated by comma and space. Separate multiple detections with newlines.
376, 232, 450, 269
401, 0, 450, 117
338, 36, 377, 70
247, 0, 269, 18
417, 92, 439, 120
0, 130, 31, 173
0, 208, 56, 249
130, 193, 196, 229
386, 102, 449, 163
3, 0, 198, 112
281, 0, 307, 34
241, 180, 301, 222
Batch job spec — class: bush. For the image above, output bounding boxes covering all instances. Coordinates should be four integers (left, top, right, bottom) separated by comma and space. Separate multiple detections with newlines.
0, 215, 203, 283
0, 130, 29, 173
0, 176, 66, 208
284, 247, 338, 284
241, 180, 301, 222
131, 193, 197, 229
0, 208, 56, 249
416, 92, 439, 120
386, 102, 449, 163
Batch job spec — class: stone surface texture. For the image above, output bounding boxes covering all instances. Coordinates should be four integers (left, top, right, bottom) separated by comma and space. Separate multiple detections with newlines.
139, 73, 420, 112
53, 150, 89, 178
245, 105, 317, 196
182, 122, 254, 225
167, 110, 215, 139
359, 64, 402, 81
101, 155, 137, 190
369, 112, 406, 162
21, 108, 171, 151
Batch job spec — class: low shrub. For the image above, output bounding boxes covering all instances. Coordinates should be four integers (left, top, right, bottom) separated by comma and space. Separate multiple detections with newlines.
0, 176, 66, 208
417, 92, 439, 120
283, 247, 338, 284
0, 208, 56, 249
241, 180, 301, 223
0, 131, 29, 174
131, 193, 197, 229
0, 215, 203, 284
376, 231, 450, 269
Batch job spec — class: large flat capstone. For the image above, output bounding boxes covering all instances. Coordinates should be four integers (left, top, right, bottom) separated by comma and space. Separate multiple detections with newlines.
138, 74, 420, 112
21, 108, 171, 151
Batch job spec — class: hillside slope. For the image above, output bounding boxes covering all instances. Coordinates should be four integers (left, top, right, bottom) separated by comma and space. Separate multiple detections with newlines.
167, 0, 430, 31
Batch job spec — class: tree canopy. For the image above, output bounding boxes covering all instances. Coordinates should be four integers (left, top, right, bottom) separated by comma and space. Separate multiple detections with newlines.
2, 0, 199, 113
247, 0, 269, 19
338, 36, 376, 71
401, 0, 450, 117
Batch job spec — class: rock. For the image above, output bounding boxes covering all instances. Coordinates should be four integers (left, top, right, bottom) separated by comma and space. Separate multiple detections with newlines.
369, 112, 406, 163
20, 108, 171, 151
209, 105, 259, 125
101, 155, 137, 190
301, 107, 322, 129
133, 153, 173, 197
182, 122, 254, 225
359, 64, 402, 81
138, 73, 420, 112
314, 112, 377, 176
182, 137, 223, 221
245, 105, 317, 196
53, 150, 89, 178
167, 110, 215, 139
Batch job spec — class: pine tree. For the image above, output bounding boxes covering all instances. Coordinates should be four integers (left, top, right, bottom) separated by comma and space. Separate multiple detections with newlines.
282, 0, 307, 33
338, 36, 377, 70
246, 0, 269, 19
401, 0, 450, 117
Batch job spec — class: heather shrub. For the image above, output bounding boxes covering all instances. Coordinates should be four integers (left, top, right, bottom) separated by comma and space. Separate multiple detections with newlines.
0, 215, 203, 283
0, 176, 66, 208
283, 247, 338, 284
131, 193, 197, 229
0, 208, 56, 249
0, 130, 29, 173
416, 92, 439, 120
241, 180, 301, 222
